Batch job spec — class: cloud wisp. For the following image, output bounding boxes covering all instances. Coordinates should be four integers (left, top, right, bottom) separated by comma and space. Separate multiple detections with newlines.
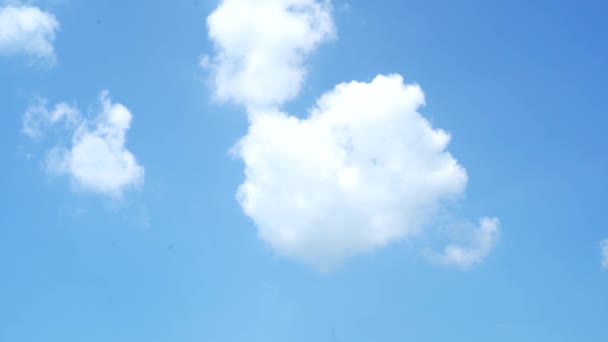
601, 240, 608, 269
205, 0, 499, 270
428, 218, 501, 270
0, 3, 59, 64
23, 92, 144, 198
22, 98, 79, 138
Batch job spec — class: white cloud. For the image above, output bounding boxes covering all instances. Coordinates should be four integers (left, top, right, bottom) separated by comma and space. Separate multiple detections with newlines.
0, 4, 59, 63
204, 0, 334, 109
601, 240, 608, 269
235, 74, 470, 269
429, 217, 501, 269
24, 92, 144, 198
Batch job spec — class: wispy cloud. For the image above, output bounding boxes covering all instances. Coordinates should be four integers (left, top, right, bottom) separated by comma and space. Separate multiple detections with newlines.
22, 98, 79, 138
428, 218, 501, 269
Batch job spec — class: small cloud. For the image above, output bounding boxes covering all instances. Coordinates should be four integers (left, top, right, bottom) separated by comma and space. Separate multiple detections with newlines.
0, 3, 59, 64
24, 91, 144, 198
428, 217, 501, 269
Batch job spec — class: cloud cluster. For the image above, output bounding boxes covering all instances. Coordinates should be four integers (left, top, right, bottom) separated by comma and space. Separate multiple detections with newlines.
0, 4, 59, 63
204, 0, 334, 109
601, 240, 608, 269
206, 0, 499, 269
24, 92, 144, 198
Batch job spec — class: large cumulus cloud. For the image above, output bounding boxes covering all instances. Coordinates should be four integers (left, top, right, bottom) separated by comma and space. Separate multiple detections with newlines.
205, 0, 499, 269
235, 75, 471, 268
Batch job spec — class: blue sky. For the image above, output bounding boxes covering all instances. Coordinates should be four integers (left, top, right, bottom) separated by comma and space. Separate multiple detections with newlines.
1, 0, 607, 341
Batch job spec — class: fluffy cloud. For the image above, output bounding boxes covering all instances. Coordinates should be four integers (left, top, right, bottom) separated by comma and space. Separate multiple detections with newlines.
204, 0, 334, 109
430, 217, 501, 269
235, 75, 472, 268
205, 0, 499, 269
0, 4, 59, 63
24, 92, 144, 197
601, 240, 608, 269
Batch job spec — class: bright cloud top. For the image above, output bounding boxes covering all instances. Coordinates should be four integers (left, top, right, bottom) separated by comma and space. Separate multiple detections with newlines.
24, 92, 144, 197
431, 217, 501, 269
204, 0, 334, 109
236, 75, 472, 269
0, 4, 59, 63
601, 240, 608, 269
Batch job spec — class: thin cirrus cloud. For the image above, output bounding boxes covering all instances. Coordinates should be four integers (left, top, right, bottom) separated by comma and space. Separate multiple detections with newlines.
23, 92, 144, 198
205, 0, 499, 269
0, 3, 59, 63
